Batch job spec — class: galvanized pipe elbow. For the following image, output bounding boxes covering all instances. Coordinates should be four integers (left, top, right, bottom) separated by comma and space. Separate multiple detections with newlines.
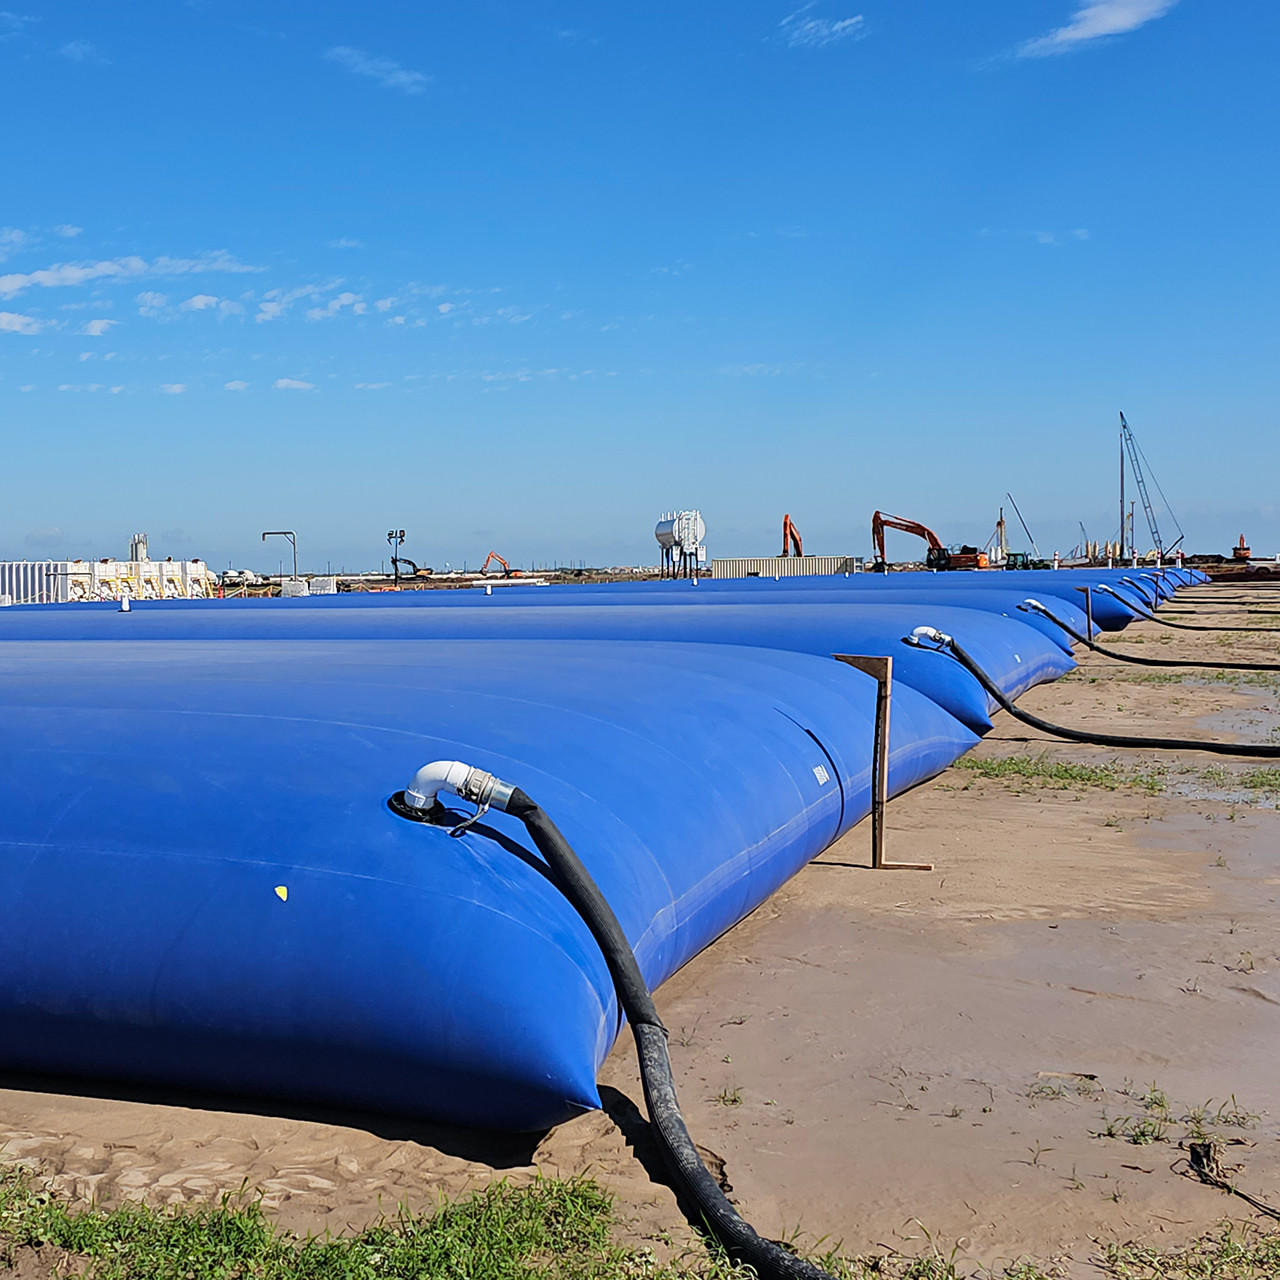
403, 760, 516, 813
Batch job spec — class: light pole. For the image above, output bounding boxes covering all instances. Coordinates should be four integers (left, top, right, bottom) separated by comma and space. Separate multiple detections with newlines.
262, 530, 298, 581
387, 528, 405, 587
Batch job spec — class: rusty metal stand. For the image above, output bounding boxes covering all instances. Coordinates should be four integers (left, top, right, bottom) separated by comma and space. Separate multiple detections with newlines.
834, 654, 933, 871
1076, 585, 1093, 637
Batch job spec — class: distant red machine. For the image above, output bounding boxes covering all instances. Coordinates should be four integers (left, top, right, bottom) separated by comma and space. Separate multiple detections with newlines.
1233, 535, 1252, 562
871, 511, 989, 572
480, 551, 522, 577
780, 514, 803, 557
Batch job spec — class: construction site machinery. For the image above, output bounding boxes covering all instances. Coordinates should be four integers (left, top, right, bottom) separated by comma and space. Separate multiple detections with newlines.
871, 511, 989, 573
1119, 412, 1184, 559
780, 514, 803, 558
481, 551, 523, 578
1234, 535, 1252, 562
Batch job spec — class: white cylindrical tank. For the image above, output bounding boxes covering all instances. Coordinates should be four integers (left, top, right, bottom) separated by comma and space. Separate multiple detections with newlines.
655, 511, 705, 552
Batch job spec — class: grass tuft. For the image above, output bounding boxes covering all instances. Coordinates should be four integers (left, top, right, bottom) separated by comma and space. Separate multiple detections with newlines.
955, 755, 1121, 790
3, 1155, 1280, 1278
1240, 768, 1280, 792
954, 754, 1166, 795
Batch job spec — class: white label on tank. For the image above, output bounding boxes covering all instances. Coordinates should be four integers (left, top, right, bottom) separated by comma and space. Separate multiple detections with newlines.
1014, 653, 1021, 662
813, 764, 830, 785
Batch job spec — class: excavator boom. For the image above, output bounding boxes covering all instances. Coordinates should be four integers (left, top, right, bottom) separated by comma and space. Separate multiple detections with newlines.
871, 510, 987, 571
780, 514, 803, 557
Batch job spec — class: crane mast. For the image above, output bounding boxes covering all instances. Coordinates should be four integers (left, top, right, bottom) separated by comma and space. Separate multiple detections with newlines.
1119, 412, 1164, 556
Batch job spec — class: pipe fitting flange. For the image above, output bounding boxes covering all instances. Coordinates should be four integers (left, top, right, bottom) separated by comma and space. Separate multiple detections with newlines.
387, 790, 444, 823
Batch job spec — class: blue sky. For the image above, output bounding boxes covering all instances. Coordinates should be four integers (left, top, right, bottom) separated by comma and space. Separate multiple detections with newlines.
2, 1, 1276, 571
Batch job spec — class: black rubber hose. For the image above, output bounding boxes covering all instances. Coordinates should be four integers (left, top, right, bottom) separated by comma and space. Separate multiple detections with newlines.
1098, 587, 1280, 634
907, 634, 1280, 758
1019, 601, 1280, 673
502, 787, 835, 1280
1119, 576, 1159, 606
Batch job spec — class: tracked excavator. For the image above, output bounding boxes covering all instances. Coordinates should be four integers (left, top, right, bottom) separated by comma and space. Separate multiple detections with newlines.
480, 551, 524, 578
871, 511, 989, 572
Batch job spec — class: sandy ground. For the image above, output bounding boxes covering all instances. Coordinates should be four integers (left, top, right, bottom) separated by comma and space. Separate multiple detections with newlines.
3, 580, 1280, 1275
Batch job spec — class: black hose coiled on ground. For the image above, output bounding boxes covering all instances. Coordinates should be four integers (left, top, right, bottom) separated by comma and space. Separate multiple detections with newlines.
501, 787, 836, 1280
1019, 601, 1280, 673
1098, 586, 1280, 634
907, 630, 1280, 758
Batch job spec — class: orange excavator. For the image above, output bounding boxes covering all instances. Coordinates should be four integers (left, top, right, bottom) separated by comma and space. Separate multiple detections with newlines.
871, 511, 989, 572
780, 513, 803, 557
480, 551, 523, 578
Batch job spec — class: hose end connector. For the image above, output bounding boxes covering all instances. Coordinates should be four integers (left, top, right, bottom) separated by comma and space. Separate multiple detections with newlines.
403, 759, 517, 814
908, 625, 952, 650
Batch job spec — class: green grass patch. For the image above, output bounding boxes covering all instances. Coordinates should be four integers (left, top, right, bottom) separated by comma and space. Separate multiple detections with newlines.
1, 1170, 705, 1280
6, 1158, 1280, 1278
954, 754, 1165, 794
1101, 1224, 1280, 1279
955, 754, 1121, 789
1240, 768, 1280, 792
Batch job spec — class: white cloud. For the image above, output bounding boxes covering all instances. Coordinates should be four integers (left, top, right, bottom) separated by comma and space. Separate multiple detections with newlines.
324, 46, 430, 94
0, 227, 28, 261
354, 381, 390, 389
274, 377, 315, 390
136, 291, 168, 315
437, 302, 453, 314
328, 237, 363, 249
54, 224, 82, 238
0, 250, 259, 299
225, 380, 249, 391
1017, 0, 1177, 57
161, 383, 187, 394
374, 296, 396, 311
80, 317, 116, 335
19, 384, 35, 392
59, 39, 108, 63
254, 283, 327, 323
1, 12, 37, 36
0, 310, 42, 334
78, 351, 92, 361
110, 385, 125, 393
388, 315, 406, 325
305, 290, 364, 320
180, 293, 219, 311
780, 3, 865, 48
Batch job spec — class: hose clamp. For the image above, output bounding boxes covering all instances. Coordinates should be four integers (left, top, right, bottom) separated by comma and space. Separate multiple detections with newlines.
455, 767, 516, 813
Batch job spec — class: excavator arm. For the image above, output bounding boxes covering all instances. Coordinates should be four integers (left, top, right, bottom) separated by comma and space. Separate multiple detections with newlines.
871, 511, 945, 566
871, 511, 988, 571
480, 551, 510, 576
780, 514, 803, 557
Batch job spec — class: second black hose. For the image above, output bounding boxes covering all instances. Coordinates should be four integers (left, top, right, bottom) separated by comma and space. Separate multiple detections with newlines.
1020, 601, 1280, 673
907, 631, 1280, 759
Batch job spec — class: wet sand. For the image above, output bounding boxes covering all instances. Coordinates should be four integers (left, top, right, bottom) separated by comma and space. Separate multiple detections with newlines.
4, 580, 1280, 1273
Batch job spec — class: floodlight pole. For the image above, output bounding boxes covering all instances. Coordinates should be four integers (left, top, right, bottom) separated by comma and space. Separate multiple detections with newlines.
388, 528, 405, 587
262, 530, 298, 581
